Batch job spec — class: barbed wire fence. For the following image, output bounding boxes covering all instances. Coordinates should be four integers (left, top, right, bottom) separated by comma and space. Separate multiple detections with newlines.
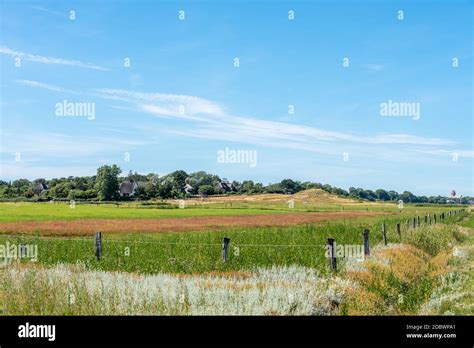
0, 209, 469, 273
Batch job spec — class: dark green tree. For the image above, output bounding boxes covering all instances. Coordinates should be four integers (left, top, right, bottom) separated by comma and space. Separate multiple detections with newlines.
95, 165, 121, 201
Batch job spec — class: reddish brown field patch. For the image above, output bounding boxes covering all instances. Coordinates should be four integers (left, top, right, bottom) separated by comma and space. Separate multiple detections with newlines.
0, 211, 392, 236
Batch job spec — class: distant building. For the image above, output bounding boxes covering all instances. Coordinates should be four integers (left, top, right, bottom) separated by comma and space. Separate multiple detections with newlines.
32, 183, 48, 195
231, 182, 241, 192
184, 183, 194, 194
216, 181, 232, 192
119, 181, 146, 197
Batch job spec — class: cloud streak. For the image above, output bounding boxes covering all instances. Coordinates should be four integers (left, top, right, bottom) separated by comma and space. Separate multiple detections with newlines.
15, 79, 467, 161
30, 5, 67, 18
0, 46, 109, 71
15, 80, 76, 94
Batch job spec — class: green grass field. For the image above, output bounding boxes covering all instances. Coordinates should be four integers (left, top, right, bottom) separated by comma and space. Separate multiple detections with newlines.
0, 207, 467, 274
0, 200, 461, 222
0, 202, 290, 222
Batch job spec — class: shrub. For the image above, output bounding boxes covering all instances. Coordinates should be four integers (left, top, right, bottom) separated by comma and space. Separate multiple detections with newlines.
405, 225, 456, 256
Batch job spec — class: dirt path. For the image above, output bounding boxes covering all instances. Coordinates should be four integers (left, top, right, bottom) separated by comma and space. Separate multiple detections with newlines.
0, 211, 393, 236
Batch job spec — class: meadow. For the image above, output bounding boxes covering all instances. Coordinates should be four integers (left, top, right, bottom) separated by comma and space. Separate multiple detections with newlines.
0, 198, 456, 222
0, 201, 287, 222
0, 198, 471, 315
0, 204, 467, 274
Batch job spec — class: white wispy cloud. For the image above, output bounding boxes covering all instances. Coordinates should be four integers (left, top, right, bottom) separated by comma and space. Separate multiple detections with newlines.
0, 46, 109, 71
30, 5, 67, 18
92, 87, 453, 147
14, 79, 464, 159
94, 88, 224, 116
15, 80, 75, 94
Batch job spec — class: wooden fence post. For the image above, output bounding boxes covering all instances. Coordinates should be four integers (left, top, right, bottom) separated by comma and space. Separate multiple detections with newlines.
382, 223, 387, 246
396, 223, 401, 241
428, 215, 431, 224
222, 237, 230, 262
417, 216, 420, 227
327, 238, 337, 271
363, 229, 370, 258
20, 243, 26, 258
434, 213, 437, 224
95, 232, 102, 260
413, 217, 416, 229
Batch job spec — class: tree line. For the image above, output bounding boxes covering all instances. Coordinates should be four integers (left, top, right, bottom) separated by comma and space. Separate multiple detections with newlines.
0, 165, 471, 204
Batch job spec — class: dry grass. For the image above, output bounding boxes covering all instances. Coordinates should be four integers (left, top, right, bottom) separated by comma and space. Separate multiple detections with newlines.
177, 189, 361, 205
343, 243, 449, 315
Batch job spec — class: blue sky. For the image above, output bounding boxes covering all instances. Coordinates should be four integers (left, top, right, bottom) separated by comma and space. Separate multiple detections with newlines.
0, 0, 472, 196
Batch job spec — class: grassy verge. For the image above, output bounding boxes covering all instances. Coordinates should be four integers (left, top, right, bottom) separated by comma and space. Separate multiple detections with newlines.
341, 214, 473, 315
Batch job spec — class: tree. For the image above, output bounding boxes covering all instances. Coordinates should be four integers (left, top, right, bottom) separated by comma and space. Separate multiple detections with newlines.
187, 171, 220, 194
12, 179, 31, 196
157, 179, 173, 199
332, 187, 348, 196
95, 165, 121, 201
33, 178, 47, 185
167, 170, 188, 197
253, 183, 263, 193
50, 182, 72, 198
364, 190, 377, 201
321, 184, 332, 193
280, 179, 301, 194
388, 190, 399, 201
375, 189, 390, 201
133, 181, 157, 200
265, 183, 284, 194
399, 191, 416, 203
241, 180, 255, 193
198, 185, 215, 196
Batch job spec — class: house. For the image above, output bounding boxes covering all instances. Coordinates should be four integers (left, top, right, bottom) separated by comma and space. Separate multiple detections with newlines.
119, 181, 146, 197
230, 181, 241, 192
32, 183, 48, 195
184, 183, 194, 194
216, 181, 232, 192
